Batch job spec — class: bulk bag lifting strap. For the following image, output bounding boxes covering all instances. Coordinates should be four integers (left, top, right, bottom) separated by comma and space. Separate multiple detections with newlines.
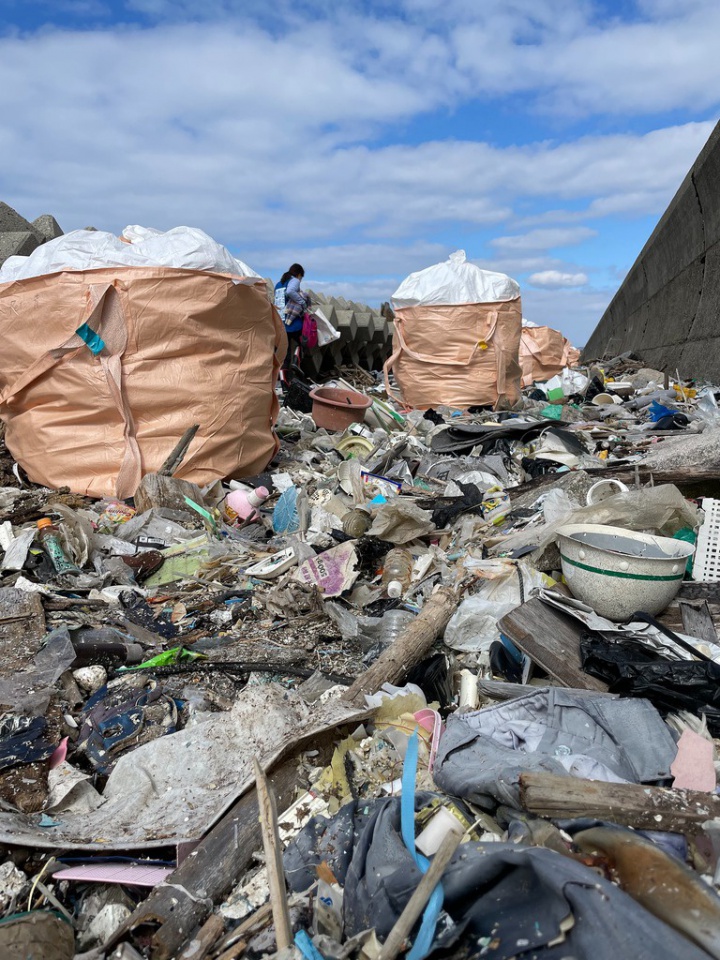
383, 309, 501, 404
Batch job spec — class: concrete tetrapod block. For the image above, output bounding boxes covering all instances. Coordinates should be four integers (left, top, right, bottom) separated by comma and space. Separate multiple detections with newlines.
372, 317, 391, 345
302, 351, 323, 379
0, 231, 40, 267
354, 311, 375, 342
0, 202, 36, 235
328, 340, 345, 367
31, 214, 63, 242
334, 309, 358, 339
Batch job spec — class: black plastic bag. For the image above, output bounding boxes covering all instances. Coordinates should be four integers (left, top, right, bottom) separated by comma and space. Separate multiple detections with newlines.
580, 633, 720, 734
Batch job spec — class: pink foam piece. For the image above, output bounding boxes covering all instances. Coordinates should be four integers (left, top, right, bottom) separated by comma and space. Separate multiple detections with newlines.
54, 863, 173, 887
671, 729, 716, 792
414, 708, 444, 773
49, 737, 68, 770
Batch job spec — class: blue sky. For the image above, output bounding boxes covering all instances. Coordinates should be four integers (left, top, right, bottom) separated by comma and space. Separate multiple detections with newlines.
1, 0, 718, 345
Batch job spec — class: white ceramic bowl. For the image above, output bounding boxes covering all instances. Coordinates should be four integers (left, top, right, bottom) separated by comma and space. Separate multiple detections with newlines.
556, 523, 695, 622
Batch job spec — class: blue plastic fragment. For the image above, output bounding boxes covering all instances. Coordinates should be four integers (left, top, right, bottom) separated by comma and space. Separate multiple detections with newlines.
648, 400, 678, 422
273, 486, 300, 534
38, 814, 61, 828
295, 930, 326, 960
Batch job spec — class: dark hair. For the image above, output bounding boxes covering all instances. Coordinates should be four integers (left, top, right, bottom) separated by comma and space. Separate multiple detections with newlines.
280, 263, 305, 286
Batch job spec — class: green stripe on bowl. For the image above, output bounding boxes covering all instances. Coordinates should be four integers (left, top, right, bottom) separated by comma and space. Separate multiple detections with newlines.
561, 554, 684, 582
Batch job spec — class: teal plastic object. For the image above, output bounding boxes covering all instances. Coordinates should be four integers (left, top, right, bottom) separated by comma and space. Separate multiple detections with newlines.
674, 527, 697, 574
541, 404, 563, 420
75, 322, 106, 355
273, 486, 300, 534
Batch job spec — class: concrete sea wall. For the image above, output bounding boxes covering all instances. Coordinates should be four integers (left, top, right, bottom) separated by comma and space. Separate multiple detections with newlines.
584, 121, 720, 379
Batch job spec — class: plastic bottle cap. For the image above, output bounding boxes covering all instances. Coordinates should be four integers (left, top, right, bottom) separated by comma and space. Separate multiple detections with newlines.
247, 486, 270, 508
37, 518, 53, 529
387, 580, 403, 599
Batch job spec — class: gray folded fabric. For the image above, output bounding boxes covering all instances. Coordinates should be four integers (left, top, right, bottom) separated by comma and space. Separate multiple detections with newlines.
433, 686, 677, 808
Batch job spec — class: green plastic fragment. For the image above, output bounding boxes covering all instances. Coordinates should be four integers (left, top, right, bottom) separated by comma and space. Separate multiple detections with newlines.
184, 496, 218, 533
120, 645, 206, 671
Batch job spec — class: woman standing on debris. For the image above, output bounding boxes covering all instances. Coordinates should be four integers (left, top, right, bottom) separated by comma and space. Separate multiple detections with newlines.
275, 263, 310, 376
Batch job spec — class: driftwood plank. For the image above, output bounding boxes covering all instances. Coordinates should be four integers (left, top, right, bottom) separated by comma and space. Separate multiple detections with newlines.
477, 678, 617, 702
519, 772, 720, 831
341, 585, 462, 705
176, 914, 225, 960
253, 759, 292, 951
498, 598, 608, 692
679, 600, 720, 645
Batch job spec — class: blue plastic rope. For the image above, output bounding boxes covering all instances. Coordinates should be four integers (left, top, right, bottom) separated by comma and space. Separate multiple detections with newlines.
400, 729, 445, 960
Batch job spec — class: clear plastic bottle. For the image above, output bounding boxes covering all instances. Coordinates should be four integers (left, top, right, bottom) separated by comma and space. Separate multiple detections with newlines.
358, 609, 416, 652
342, 508, 371, 538
36, 519, 80, 575
381, 548, 413, 598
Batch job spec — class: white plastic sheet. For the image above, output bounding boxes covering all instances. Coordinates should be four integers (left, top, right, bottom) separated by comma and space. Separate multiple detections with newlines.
0, 226, 261, 282
444, 560, 549, 652
392, 250, 520, 308
314, 307, 341, 346
0, 685, 365, 850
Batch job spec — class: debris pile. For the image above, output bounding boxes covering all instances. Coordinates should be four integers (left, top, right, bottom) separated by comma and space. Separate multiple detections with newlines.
2, 235, 720, 960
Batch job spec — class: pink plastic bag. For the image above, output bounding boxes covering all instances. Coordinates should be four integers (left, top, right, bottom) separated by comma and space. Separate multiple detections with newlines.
301, 311, 319, 350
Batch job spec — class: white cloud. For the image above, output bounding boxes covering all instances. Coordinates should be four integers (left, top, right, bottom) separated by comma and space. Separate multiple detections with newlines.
255, 241, 449, 281
528, 270, 589, 288
0, 16, 714, 249
521, 286, 613, 346
1, 4, 718, 340
444, 0, 720, 117
307, 277, 398, 306
492, 227, 596, 252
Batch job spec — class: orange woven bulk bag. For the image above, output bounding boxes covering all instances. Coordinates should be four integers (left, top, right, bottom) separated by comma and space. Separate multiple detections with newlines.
0, 267, 286, 498
384, 251, 522, 410
520, 323, 582, 386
